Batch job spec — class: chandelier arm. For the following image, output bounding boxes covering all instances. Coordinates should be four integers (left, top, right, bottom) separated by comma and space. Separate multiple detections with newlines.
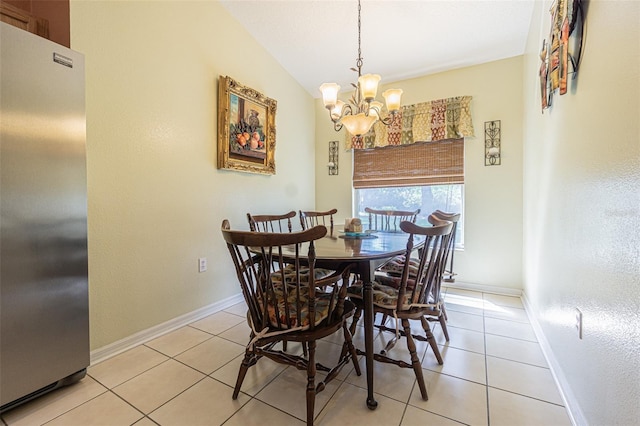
342, 103, 355, 116
367, 101, 382, 118
326, 105, 356, 128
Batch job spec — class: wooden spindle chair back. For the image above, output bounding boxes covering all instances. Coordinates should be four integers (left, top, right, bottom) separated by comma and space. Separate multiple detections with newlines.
431, 210, 461, 282
299, 208, 338, 230
364, 207, 420, 232
247, 210, 297, 233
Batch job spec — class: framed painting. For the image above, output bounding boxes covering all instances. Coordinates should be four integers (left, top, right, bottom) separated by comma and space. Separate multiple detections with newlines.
217, 76, 277, 175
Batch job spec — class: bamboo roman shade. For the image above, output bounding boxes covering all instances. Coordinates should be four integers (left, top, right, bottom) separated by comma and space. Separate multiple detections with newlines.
353, 139, 464, 189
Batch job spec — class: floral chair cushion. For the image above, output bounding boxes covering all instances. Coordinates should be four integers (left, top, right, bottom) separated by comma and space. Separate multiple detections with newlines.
270, 263, 333, 285
378, 255, 420, 277
347, 281, 419, 310
374, 274, 418, 291
263, 264, 339, 329
263, 288, 334, 329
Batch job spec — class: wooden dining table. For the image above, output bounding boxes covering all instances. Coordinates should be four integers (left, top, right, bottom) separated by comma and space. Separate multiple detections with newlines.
278, 225, 424, 410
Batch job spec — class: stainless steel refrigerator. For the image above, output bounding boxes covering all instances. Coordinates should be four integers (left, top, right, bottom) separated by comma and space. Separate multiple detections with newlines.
0, 22, 89, 412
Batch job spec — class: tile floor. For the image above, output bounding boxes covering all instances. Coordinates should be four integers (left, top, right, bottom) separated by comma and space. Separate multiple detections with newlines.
1, 288, 573, 426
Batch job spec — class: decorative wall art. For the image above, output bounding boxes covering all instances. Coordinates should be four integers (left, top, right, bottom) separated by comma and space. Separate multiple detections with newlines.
217, 76, 277, 175
484, 120, 501, 166
539, 0, 586, 112
328, 141, 339, 175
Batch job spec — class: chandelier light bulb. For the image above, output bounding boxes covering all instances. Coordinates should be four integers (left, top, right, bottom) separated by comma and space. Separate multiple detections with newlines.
358, 74, 381, 102
383, 89, 403, 112
331, 100, 345, 120
369, 101, 383, 119
319, 83, 341, 109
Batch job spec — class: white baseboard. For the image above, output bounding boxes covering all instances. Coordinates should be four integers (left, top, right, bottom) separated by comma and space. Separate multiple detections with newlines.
443, 280, 522, 297
90, 293, 244, 366
521, 293, 585, 426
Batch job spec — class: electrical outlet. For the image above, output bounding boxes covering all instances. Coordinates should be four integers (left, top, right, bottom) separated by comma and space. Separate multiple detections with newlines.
575, 308, 583, 339
198, 257, 207, 273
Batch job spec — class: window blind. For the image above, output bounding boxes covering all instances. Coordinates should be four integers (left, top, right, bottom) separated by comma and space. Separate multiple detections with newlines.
353, 139, 464, 189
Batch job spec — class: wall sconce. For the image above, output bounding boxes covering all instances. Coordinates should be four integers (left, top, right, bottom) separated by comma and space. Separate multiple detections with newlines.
328, 140, 338, 175
484, 120, 501, 166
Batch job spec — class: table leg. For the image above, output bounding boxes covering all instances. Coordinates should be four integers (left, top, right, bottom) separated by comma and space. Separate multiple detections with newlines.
363, 277, 378, 410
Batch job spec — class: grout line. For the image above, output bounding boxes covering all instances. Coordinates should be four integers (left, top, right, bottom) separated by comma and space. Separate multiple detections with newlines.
398, 403, 409, 426
143, 375, 211, 422
217, 389, 251, 426
484, 353, 551, 370
483, 292, 492, 426
27, 389, 113, 426
107, 388, 148, 421
144, 414, 161, 425
483, 331, 538, 344
234, 397, 301, 425
486, 385, 567, 407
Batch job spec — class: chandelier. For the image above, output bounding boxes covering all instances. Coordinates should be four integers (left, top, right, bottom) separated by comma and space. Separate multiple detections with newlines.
319, 0, 403, 137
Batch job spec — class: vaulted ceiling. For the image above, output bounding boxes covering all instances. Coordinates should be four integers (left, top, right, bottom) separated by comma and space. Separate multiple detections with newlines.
220, 0, 535, 97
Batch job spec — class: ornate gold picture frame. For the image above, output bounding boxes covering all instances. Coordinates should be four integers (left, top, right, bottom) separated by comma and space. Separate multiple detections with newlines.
217, 76, 277, 175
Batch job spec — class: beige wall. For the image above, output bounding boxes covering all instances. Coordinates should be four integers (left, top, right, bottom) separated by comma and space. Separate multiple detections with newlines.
70, 1, 316, 349
522, 0, 640, 424
315, 57, 525, 289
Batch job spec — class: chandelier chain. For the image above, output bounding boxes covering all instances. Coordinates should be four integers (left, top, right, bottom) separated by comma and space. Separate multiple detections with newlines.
319, 0, 403, 137
356, 0, 362, 74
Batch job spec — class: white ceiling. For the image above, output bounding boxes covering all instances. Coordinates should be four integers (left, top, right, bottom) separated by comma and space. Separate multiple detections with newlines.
219, 0, 535, 98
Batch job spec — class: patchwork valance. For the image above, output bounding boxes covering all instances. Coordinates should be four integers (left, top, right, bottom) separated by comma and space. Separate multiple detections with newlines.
346, 96, 474, 150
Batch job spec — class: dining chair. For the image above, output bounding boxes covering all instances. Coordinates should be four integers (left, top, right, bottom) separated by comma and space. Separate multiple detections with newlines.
247, 209, 328, 355
375, 211, 460, 339
374, 213, 455, 337
247, 210, 297, 232
346, 217, 453, 400
299, 208, 338, 230
221, 220, 361, 425
426, 210, 461, 339
364, 207, 420, 232
432, 210, 460, 283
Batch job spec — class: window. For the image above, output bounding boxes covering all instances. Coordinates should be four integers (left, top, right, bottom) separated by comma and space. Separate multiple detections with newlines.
354, 185, 464, 247
353, 139, 464, 248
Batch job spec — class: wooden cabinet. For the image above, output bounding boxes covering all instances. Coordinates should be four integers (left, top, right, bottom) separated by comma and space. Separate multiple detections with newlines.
0, 0, 69, 47
1, 2, 49, 38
